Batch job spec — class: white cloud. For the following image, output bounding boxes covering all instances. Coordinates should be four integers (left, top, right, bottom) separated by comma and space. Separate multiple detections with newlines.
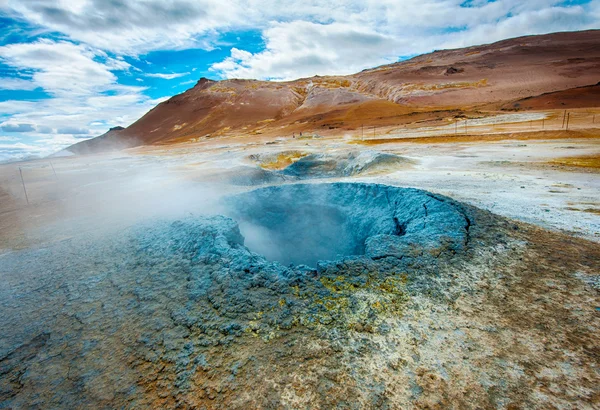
208, 1, 600, 80
57, 126, 89, 135
211, 21, 401, 80
177, 79, 196, 87
2, 0, 239, 54
0, 142, 43, 151
0, 39, 163, 160
0, 141, 47, 163
438, 3, 600, 49
0, 100, 37, 114
1, 123, 35, 132
2, 1, 598, 82
37, 125, 53, 133
0, 77, 38, 90
2, 0, 598, 59
146, 72, 190, 80
0, 39, 124, 97
0, 93, 159, 137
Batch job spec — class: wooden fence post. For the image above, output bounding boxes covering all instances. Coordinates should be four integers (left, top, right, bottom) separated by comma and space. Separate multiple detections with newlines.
19, 167, 29, 205
49, 161, 57, 179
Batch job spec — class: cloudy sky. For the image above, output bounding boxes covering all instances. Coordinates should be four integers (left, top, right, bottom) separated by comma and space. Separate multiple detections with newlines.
0, 0, 598, 162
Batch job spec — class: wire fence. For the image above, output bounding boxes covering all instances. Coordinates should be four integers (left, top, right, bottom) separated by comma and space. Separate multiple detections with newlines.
361, 111, 600, 140
8, 161, 60, 206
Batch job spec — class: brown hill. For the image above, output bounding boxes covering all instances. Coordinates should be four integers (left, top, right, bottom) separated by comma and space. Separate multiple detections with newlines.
501, 82, 600, 111
66, 30, 600, 154
63, 126, 127, 155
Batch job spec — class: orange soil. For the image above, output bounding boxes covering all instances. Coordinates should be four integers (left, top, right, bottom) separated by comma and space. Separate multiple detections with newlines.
350, 129, 600, 145
549, 153, 600, 169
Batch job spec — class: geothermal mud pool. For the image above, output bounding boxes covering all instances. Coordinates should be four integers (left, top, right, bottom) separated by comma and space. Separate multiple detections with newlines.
1, 183, 599, 409
225, 183, 468, 267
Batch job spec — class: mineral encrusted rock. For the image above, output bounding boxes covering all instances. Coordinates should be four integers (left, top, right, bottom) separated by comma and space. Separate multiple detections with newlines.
1, 183, 598, 409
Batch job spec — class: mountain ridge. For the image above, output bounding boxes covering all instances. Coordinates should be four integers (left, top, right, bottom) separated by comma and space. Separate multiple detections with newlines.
64, 29, 600, 155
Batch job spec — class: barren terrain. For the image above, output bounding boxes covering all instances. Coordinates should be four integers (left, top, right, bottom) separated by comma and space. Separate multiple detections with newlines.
65, 30, 600, 154
1, 30, 599, 409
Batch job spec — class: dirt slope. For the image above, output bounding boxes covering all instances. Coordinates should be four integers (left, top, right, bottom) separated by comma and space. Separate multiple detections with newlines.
63, 126, 127, 155
66, 30, 600, 153
501, 82, 600, 110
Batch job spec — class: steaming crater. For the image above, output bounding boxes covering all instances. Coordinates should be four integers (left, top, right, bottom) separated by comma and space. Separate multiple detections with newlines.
0, 182, 475, 408
225, 183, 470, 267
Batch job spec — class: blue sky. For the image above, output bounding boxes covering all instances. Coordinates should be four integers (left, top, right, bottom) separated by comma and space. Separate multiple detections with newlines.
0, 0, 598, 162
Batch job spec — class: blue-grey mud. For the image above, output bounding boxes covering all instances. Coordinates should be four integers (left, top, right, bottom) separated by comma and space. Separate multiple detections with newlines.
1, 183, 599, 409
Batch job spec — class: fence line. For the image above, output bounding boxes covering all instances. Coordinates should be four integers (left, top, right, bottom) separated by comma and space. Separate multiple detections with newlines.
362, 111, 599, 140
14, 162, 60, 206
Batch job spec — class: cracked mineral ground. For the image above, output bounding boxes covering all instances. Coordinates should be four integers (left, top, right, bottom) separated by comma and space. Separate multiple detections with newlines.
1, 176, 599, 409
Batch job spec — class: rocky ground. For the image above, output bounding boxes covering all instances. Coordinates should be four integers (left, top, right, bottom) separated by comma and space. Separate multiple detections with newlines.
0, 111, 599, 409
0, 182, 599, 409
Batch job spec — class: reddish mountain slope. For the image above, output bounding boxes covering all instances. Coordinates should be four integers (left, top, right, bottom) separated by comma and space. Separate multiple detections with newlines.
66, 30, 600, 153
65, 126, 126, 155
501, 82, 600, 111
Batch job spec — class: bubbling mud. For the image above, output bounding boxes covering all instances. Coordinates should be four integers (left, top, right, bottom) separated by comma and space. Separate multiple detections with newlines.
225, 183, 470, 267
